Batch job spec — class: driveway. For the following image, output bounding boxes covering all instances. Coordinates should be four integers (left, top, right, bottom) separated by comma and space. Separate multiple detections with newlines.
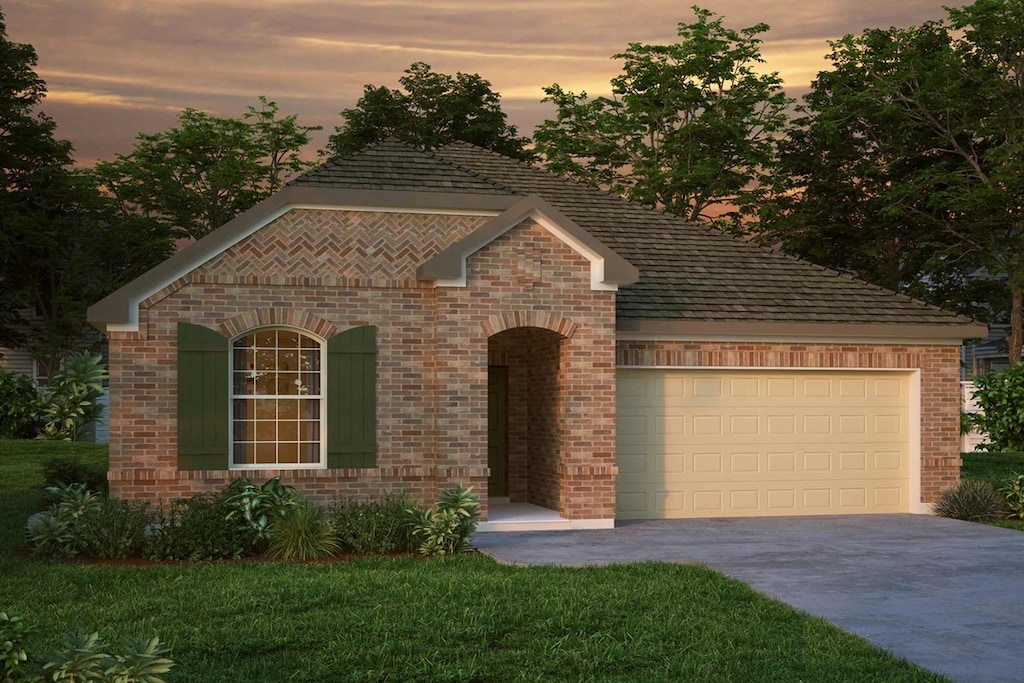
474, 514, 1023, 683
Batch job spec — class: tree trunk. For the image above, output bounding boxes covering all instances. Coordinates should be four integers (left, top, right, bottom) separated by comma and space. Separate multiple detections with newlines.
1010, 285, 1023, 366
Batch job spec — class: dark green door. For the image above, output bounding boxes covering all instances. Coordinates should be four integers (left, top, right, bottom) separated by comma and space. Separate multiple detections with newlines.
487, 366, 508, 497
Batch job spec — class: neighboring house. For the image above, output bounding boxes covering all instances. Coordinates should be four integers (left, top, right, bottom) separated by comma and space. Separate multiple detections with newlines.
87, 139, 985, 528
963, 324, 1012, 378
0, 346, 37, 380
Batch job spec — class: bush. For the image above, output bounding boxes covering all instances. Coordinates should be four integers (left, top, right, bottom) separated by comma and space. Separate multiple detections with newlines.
76, 499, 151, 560
36, 351, 108, 441
222, 476, 300, 551
41, 455, 108, 499
933, 479, 1006, 522
968, 364, 1024, 452
27, 483, 104, 560
0, 368, 40, 439
408, 484, 480, 557
266, 502, 339, 561
999, 473, 1024, 521
0, 613, 174, 683
144, 494, 256, 561
328, 494, 416, 554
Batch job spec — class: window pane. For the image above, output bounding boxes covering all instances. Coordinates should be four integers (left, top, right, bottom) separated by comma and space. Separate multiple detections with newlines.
301, 399, 319, 420
300, 443, 319, 463
233, 442, 253, 465
278, 420, 298, 442
277, 399, 298, 419
254, 348, 275, 371
302, 372, 320, 395
233, 399, 252, 421
300, 349, 320, 372
233, 372, 252, 394
254, 399, 276, 420
255, 420, 276, 442
278, 372, 300, 395
277, 442, 299, 464
234, 334, 255, 350
254, 443, 276, 464
278, 330, 299, 349
278, 350, 298, 374
256, 330, 276, 348
300, 420, 319, 441
233, 420, 249, 441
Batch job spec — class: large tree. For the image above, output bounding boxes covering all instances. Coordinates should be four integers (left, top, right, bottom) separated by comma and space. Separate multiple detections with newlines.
533, 6, 791, 231
760, 0, 1024, 360
95, 97, 320, 240
324, 62, 531, 160
0, 10, 170, 374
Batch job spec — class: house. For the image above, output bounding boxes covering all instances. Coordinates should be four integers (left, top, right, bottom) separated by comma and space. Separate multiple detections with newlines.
87, 139, 986, 529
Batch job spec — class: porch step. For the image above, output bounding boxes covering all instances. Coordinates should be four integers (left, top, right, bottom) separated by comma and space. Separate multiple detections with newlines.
477, 502, 614, 532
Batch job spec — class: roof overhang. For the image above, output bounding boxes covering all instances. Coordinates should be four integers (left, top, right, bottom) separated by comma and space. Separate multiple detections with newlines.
417, 195, 639, 290
617, 319, 989, 344
87, 187, 522, 332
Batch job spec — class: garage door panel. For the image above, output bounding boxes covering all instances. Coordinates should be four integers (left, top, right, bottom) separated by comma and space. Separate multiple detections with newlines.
617, 369, 911, 519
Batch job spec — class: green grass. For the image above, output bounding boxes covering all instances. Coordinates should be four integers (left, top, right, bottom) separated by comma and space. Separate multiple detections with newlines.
961, 450, 1024, 484
0, 440, 947, 682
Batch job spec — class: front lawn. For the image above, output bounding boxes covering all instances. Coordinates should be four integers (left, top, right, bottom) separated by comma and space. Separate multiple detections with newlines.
961, 450, 1024, 484
0, 440, 946, 682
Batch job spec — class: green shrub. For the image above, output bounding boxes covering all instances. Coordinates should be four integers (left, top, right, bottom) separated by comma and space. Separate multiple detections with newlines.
36, 351, 108, 441
999, 473, 1024, 521
76, 499, 151, 560
40, 631, 174, 683
0, 368, 40, 439
266, 502, 339, 561
222, 476, 300, 550
933, 479, 1006, 522
328, 494, 416, 554
27, 483, 104, 560
41, 455, 108, 499
408, 484, 480, 556
968, 364, 1024, 452
144, 494, 256, 562
0, 611, 32, 680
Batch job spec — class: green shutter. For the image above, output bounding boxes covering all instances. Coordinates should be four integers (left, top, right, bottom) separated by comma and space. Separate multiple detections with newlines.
177, 322, 229, 470
327, 325, 377, 468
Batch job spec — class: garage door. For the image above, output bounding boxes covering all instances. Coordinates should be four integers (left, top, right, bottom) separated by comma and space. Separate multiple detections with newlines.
616, 369, 912, 519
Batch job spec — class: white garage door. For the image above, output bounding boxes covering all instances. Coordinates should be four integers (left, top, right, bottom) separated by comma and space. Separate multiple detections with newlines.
616, 369, 913, 519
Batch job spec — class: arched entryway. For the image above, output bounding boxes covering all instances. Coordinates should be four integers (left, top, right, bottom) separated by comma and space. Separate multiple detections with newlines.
487, 326, 566, 512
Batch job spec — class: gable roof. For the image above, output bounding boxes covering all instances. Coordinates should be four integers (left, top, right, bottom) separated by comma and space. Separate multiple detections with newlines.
89, 138, 985, 340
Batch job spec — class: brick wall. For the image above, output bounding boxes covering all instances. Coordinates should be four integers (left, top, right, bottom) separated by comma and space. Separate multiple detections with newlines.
616, 341, 962, 504
107, 209, 619, 521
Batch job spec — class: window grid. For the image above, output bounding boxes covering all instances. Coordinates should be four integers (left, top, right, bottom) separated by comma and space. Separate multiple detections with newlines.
231, 329, 324, 468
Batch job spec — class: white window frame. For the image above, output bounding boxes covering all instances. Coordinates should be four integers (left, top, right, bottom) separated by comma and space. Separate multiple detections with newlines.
229, 326, 327, 470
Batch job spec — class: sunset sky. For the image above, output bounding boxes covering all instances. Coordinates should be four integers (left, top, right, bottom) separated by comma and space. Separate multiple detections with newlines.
5, 0, 956, 166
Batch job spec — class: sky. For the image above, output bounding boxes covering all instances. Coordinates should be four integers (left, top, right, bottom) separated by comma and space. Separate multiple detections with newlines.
5, 0, 957, 166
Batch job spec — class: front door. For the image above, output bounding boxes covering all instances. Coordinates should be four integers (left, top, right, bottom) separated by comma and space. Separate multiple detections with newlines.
487, 366, 508, 497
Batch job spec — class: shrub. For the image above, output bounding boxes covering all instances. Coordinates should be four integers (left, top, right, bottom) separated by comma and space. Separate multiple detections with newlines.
27, 483, 104, 559
408, 484, 480, 557
145, 494, 256, 561
999, 473, 1024, 521
222, 476, 300, 550
76, 499, 151, 560
0, 611, 31, 680
0, 368, 40, 439
266, 502, 339, 561
933, 479, 1006, 522
41, 631, 174, 683
41, 455, 108, 498
328, 494, 416, 554
36, 351, 108, 441
968, 364, 1024, 452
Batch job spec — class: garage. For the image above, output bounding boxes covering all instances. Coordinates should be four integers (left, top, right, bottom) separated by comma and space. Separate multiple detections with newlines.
616, 368, 916, 519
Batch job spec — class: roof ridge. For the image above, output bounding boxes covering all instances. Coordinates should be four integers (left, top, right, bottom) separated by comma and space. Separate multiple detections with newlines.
424, 144, 522, 196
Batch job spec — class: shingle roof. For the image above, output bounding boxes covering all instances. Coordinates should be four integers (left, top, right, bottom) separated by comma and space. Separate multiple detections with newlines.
301, 138, 978, 328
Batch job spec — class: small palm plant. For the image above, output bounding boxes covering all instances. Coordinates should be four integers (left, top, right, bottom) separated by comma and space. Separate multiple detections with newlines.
408, 484, 481, 556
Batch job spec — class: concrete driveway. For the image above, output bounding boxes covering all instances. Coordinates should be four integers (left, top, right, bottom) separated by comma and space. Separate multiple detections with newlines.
474, 514, 1024, 683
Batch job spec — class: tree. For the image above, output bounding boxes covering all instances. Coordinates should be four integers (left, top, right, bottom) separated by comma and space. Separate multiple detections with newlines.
324, 62, 531, 160
760, 0, 1024, 361
95, 98, 320, 240
0, 10, 173, 375
533, 6, 791, 231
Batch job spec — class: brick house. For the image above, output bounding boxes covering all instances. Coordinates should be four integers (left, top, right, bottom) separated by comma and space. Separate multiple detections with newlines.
87, 140, 985, 529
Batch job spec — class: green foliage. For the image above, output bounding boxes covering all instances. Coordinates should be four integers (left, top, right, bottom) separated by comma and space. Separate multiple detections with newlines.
0, 369, 40, 439
933, 479, 1006, 522
40, 455, 107, 498
534, 6, 791, 232
222, 476, 299, 550
998, 473, 1024, 520
327, 494, 416, 554
144, 494, 255, 562
266, 502, 339, 562
0, 611, 31, 680
408, 484, 480, 556
26, 483, 104, 559
94, 97, 320, 240
36, 352, 108, 441
40, 631, 174, 683
962, 450, 1024, 484
325, 62, 530, 160
968, 364, 1024, 451
75, 499, 150, 561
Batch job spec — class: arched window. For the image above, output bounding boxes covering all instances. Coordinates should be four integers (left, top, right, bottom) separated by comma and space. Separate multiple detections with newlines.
231, 328, 324, 468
